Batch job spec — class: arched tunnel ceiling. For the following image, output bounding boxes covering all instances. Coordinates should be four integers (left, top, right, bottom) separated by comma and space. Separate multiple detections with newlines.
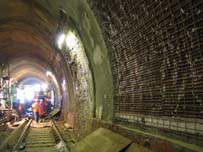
17, 77, 45, 86
11, 67, 47, 85
0, 30, 53, 62
10, 57, 50, 83
0, 0, 58, 84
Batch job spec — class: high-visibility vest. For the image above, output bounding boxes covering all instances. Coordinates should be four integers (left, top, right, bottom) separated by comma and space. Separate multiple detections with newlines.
39, 102, 46, 116
32, 102, 39, 112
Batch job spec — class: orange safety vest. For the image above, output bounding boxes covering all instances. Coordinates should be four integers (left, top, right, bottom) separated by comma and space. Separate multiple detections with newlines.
32, 102, 39, 113
39, 102, 46, 116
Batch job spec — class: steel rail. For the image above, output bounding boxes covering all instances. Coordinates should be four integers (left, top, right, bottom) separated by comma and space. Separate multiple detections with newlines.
2, 119, 70, 152
51, 120, 70, 152
12, 118, 32, 151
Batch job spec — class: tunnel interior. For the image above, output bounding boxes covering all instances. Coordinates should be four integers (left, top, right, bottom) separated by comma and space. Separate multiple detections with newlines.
0, 0, 203, 152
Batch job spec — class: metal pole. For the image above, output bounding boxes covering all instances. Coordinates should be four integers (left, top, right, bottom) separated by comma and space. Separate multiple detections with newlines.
8, 64, 12, 109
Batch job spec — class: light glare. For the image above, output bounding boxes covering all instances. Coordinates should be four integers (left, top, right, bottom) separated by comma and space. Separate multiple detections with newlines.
46, 71, 57, 85
66, 32, 78, 50
33, 84, 41, 92
57, 33, 65, 49
24, 86, 35, 101
41, 83, 48, 90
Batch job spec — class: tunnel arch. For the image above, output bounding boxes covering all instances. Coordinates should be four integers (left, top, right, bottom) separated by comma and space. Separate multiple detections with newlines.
27, 0, 114, 135
0, 0, 203, 151
0, 0, 114, 137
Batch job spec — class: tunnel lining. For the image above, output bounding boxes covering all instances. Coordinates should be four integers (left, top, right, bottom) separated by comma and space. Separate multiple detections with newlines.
89, 1, 203, 118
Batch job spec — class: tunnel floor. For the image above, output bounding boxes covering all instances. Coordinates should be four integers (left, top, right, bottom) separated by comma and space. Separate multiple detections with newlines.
0, 119, 154, 152
22, 122, 56, 152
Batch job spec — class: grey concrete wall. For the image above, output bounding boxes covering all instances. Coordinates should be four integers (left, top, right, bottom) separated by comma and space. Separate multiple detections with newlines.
115, 113, 203, 136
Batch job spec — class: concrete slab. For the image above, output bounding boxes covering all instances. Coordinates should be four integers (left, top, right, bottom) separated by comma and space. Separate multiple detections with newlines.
71, 127, 132, 152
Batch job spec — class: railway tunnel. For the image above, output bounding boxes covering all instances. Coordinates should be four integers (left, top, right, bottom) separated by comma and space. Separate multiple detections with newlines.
0, 0, 203, 152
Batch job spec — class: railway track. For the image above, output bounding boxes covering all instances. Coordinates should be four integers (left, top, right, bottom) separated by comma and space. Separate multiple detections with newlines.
21, 126, 56, 151
0, 119, 70, 152
53, 121, 76, 149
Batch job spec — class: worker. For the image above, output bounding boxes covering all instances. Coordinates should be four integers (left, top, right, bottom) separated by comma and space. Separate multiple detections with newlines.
32, 99, 39, 123
39, 99, 46, 122
44, 96, 50, 114
18, 103, 24, 119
